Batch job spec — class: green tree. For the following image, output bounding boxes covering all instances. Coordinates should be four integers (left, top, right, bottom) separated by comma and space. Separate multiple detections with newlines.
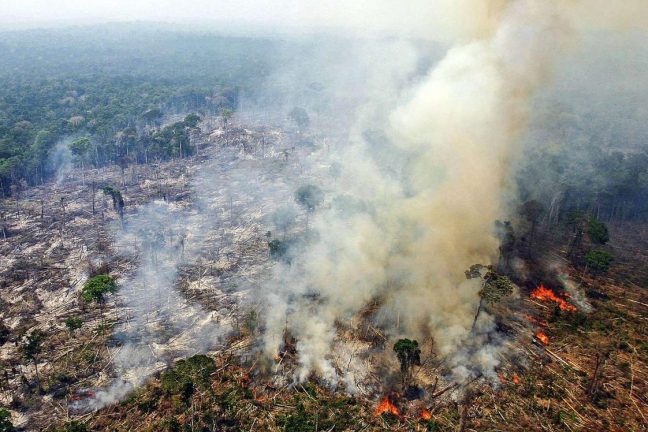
0, 322, 10, 346
141, 107, 163, 125
393, 339, 421, 388
585, 250, 614, 274
184, 113, 201, 128
294, 184, 324, 230
466, 264, 514, 329
566, 210, 587, 259
588, 218, 609, 245
160, 355, 215, 403
102, 186, 125, 219
64, 317, 83, 335
21, 330, 46, 393
81, 275, 117, 304
69, 137, 92, 171
0, 409, 15, 432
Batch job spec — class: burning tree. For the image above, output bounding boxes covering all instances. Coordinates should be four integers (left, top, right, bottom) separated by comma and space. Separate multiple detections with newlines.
393, 338, 421, 389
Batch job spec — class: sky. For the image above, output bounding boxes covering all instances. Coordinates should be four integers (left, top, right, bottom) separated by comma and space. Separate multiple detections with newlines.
0, 0, 441, 36
1, 1, 646, 40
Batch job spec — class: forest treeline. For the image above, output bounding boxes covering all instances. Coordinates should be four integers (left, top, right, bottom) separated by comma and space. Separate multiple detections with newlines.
0, 24, 282, 196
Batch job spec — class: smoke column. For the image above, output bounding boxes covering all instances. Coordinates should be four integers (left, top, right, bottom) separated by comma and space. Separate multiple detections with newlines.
260, 0, 574, 385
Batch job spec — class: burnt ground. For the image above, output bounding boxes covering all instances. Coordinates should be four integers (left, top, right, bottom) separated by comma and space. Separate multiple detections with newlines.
0, 116, 647, 431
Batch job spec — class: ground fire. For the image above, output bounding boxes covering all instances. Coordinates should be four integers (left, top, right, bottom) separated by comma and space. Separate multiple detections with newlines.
535, 331, 550, 345
374, 395, 400, 417
530, 284, 577, 312
420, 408, 432, 420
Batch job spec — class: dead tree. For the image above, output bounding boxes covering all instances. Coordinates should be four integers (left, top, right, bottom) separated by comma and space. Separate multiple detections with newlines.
91, 181, 96, 215
587, 350, 610, 401
59, 197, 66, 237
0, 212, 6, 239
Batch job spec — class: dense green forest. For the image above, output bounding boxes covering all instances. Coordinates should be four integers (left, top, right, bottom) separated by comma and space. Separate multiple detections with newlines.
0, 25, 282, 195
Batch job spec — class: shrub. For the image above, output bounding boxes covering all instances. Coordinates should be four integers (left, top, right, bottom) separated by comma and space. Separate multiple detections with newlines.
0, 409, 15, 432
0, 322, 10, 346
294, 184, 324, 213
58, 421, 87, 432
160, 355, 215, 398
81, 275, 117, 303
585, 250, 614, 274
588, 218, 610, 245
64, 317, 83, 334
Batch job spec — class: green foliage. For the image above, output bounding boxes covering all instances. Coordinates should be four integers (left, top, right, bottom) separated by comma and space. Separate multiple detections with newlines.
466, 265, 514, 304
280, 403, 318, 432
64, 317, 83, 334
585, 250, 614, 274
480, 271, 514, 305
160, 417, 181, 432
102, 186, 124, 214
160, 355, 215, 398
69, 137, 91, 158
278, 397, 358, 432
294, 184, 324, 213
464, 264, 484, 279
0, 322, 10, 345
184, 113, 201, 128
58, 421, 87, 432
588, 218, 610, 245
393, 338, 421, 374
81, 274, 117, 304
21, 330, 45, 362
219, 108, 234, 120
0, 409, 15, 432
567, 209, 586, 228
268, 239, 289, 261
150, 115, 201, 158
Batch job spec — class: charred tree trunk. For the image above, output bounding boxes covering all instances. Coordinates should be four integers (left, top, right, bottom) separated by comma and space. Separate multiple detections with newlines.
91, 182, 96, 215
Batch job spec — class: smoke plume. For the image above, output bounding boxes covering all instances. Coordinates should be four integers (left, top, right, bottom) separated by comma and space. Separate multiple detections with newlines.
260, 0, 575, 386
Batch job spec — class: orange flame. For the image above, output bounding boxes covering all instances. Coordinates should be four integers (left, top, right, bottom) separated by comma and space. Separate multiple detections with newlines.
375, 395, 399, 417
535, 330, 549, 345
530, 284, 576, 312
420, 408, 432, 421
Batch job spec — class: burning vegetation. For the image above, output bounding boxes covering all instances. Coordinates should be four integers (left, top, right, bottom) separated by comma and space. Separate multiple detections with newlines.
0, 2, 647, 432
374, 394, 400, 417
531, 284, 577, 312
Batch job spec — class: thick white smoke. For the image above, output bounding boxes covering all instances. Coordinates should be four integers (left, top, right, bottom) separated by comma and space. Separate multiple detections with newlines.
260, 0, 577, 386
